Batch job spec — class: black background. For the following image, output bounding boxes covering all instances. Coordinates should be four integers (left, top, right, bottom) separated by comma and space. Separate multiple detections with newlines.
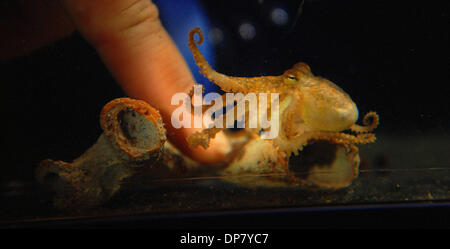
0, 0, 448, 183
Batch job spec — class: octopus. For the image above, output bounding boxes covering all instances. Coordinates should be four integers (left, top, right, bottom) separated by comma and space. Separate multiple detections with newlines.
186, 27, 379, 186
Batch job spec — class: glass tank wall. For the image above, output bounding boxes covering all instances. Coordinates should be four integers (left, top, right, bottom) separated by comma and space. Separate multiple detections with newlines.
0, 0, 448, 224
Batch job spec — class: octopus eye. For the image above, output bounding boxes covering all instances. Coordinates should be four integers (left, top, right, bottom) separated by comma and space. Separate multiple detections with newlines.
287, 75, 298, 81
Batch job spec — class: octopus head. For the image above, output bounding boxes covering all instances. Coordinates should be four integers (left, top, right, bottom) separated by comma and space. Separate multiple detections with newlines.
283, 62, 359, 132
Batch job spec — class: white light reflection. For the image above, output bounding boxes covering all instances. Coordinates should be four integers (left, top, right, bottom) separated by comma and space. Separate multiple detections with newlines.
208, 28, 224, 45
271, 8, 289, 26
238, 23, 256, 41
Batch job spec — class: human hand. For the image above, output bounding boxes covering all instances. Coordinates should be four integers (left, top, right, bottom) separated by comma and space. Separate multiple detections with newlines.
1, 0, 230, 164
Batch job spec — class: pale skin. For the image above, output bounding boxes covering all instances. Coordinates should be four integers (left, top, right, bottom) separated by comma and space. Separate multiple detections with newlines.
0, 0, 230, 165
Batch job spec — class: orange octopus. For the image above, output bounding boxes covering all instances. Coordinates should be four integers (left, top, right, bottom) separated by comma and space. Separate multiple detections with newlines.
186, 27, 379, 162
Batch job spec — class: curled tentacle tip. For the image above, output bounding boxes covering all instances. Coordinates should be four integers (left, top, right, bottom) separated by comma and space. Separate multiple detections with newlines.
349, 111, 379, 133
188, 27, 204, 45
362, 111, 379, 128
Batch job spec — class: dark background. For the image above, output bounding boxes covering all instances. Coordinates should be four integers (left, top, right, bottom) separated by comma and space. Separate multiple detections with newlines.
0, 0, 448, 182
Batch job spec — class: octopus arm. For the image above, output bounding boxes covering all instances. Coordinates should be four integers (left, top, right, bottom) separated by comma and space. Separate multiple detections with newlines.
187, 96, 260, 149
275, 130, 376, 157
187, 127, 223, 149
188, 27, 279, 93
349, 111, 379, 133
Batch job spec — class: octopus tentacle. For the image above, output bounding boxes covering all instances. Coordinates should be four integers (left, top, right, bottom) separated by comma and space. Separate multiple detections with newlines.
276, 130, 376, 157
188, 28, 245, 92
188, 28, 280, 93
187, 99, 256, 149
187, 127, 223, 149
349, 111, 379, 133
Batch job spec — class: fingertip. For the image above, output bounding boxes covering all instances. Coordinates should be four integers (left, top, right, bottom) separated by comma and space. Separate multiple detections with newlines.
183, 129, 231, 165
62, 0, 230, 165
192, 130, 232, 165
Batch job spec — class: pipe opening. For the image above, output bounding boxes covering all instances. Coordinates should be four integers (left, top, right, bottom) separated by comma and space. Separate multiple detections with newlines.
117, 108, 158, 149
